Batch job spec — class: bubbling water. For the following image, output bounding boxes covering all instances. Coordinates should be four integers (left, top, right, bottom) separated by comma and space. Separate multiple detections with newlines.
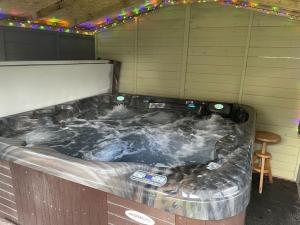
17, 104, 237, 166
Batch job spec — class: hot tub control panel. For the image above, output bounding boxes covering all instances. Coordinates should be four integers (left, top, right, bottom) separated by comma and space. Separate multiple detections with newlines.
112, 94, 249, 123
130, 170, 167, 187
208, 103, 231, 116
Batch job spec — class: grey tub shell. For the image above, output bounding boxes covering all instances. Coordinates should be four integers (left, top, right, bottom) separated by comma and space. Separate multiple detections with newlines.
0, 94, 256, 221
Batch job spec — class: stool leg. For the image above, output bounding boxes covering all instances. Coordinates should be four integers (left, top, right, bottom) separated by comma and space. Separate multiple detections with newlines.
259, 158, 265, 194
252, 154, 257, 170
262, 142, 267, 153
267, 159, 273, 184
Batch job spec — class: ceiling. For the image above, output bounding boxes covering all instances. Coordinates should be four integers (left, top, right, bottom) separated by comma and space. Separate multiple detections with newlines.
0, 0, 145, 26
0, 0, 300, 32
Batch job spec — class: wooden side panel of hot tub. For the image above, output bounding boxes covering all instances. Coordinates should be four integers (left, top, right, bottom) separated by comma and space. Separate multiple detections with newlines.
176, 213, 246, 225
9, 163, 107, 225
108, 194, 176, 225
0, 160, 18, 224
4, 162, 245, 225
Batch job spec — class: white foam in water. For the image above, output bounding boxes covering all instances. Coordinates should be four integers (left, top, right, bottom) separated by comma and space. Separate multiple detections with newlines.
24, 129, 55, 146
15, 104, 237, 166
105, 104, 130, 118
144, 111, 176, 124
84, 111, 234, 165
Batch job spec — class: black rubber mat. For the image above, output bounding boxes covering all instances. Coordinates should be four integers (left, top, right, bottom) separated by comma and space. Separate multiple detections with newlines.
246, 175, 300, 225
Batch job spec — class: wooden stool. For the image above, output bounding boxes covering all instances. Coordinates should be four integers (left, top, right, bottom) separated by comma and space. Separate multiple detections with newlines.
253, 131, 281, 194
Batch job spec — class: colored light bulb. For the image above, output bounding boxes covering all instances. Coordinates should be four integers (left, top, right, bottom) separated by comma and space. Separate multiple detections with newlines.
0, 10, 6, 20
105, 16, 112, 24
133, 8, 140, 14
31, 24, 39, 29
120, 10, 127, 17
249, 2, 258, 7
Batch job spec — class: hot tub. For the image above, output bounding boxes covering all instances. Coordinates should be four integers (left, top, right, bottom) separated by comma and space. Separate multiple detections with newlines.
0, 94, 255, 225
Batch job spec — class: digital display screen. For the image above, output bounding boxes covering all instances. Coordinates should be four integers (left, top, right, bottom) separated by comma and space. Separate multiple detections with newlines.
130, 170, 167, 187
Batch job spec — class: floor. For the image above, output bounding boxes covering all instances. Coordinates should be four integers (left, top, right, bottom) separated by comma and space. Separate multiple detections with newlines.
246, 174, 300, 225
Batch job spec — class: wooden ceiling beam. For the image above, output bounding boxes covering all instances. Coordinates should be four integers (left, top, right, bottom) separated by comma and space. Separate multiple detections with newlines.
35, 0, 138, 26
81, 0, 133, 20
3, 0, 300, 28
39, 0, 143, 26
36, 0, 73, 18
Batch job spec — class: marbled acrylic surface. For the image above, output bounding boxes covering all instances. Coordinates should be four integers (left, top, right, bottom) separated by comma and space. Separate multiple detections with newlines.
0, 94, 255, 220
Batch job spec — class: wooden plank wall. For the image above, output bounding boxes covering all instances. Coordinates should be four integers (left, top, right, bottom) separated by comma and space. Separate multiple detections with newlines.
243, 14, 300, 180
186, 4, 251, 102
96, 3, 300, 181
97, 21, 137, 93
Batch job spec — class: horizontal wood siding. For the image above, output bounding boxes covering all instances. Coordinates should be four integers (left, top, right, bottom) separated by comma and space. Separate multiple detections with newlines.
137, 6, 185, 98
96, 3, 300, 181
186, 4, 249, 102
97, 22, 136, 93
242, 13, 300, 180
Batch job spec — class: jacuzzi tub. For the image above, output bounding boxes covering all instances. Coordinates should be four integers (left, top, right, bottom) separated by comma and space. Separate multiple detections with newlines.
0, 94, 255, 225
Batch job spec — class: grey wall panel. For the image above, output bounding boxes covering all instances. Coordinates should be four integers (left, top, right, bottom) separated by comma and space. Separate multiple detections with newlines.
0, 26, 95, 61
4, 28, 57, 60
0, 29, 4, 60
59, 34, 95, 60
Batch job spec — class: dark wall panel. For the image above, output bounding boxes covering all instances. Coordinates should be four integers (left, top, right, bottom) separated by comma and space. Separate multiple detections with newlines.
0, 29, 4, 60
0, 26, 95, 61
4, 28, 57, 60
59, 34, 95, 60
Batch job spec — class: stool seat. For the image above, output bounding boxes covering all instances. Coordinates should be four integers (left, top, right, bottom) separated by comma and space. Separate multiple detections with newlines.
254, 150, 271, 159
256, 131, 281, 144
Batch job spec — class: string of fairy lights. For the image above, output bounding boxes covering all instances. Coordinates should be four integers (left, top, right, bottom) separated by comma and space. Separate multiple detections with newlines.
89, 0, 299, 32
0, 0, 299, 35
0, 14, 94, 35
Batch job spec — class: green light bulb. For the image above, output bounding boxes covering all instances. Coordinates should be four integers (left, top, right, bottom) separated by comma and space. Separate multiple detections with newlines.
133, 8, 140, 14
